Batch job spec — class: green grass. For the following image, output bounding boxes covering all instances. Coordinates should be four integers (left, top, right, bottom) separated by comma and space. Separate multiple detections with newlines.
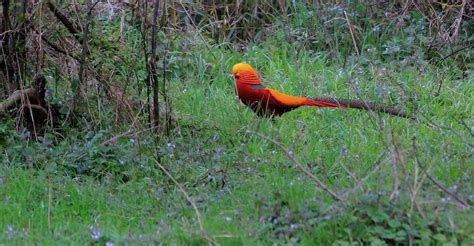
1, 30, 473, 245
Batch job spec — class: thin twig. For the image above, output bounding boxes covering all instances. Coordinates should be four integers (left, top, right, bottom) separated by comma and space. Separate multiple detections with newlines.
425, 172, 470, 209
343, 151, 386, 197
344, 10, 360, 56
248, 130, 346, 203
46, 0, 82, 43
410, 137, 426, 218
412, 137, 471, 209
47, 176, 52, 231
419, 111, 473, 148
425, 168, 471, 209
74, 125, 160, 163
437, 43, 474, 63
77, 0, 93, 96
150, 0, 160, 133
19, 104, 48, 116
153, 159, 205, 232
41, 36, 80, 61
17, 57, 38, 141
100, 104, 145, 146
176, 0, 218, 62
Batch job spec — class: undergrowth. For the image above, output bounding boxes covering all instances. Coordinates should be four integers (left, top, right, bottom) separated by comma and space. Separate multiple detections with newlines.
1, 2, 473, 245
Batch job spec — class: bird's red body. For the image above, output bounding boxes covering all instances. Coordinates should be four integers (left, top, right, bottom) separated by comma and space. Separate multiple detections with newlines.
231, 63, 344, 117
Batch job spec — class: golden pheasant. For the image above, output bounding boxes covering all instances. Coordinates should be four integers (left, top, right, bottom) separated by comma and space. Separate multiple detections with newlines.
231, 63, 413, 119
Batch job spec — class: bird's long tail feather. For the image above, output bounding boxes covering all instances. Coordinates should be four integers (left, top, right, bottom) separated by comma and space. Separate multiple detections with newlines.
311, 97, 415, 120
304, 99, 346, 108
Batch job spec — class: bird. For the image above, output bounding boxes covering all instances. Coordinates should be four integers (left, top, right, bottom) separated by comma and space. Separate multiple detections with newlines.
231, 63, 414, 119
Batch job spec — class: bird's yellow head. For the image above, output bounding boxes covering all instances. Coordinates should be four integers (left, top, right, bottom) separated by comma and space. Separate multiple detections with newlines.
231, 63, 261, 84
231, 63, 257, 78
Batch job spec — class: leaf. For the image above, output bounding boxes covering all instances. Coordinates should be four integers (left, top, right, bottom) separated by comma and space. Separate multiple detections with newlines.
433, 233, 447, 242
388, 219, 401, 228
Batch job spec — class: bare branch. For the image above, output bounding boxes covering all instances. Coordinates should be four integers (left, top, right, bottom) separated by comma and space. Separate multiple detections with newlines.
153, 159, 205, 233
344, 10, 360, 56
46, 1, 82, 43
0, 88, 36, 115
248, 130, 346, 203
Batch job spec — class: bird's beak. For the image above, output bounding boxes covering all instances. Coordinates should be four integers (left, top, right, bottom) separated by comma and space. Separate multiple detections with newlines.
229, 74, 234, 78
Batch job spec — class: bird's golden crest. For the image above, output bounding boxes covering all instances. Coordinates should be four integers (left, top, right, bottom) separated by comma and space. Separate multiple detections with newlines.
231, 63, 257, 76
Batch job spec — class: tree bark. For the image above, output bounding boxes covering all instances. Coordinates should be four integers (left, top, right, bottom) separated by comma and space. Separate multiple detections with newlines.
150, 0, 160, 132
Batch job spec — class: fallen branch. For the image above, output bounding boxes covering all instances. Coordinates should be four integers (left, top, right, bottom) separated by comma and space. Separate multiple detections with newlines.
19, 104, 48, 116
47, 1, 82, 43
0, 88, 36, 116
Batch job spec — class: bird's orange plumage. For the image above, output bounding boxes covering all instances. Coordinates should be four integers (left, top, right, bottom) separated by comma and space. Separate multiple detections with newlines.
231, 63, 344, 116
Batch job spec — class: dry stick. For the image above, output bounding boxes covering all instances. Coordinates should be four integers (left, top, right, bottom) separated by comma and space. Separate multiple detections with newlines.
141, 1, 152, 127
437, 43, 474, 64
100, 126, 154, 147
16, 57, 39, 141
410, 137, 427, 218
428, 172, 470, 209
77, 0, 93, 95
41, 36, 80, 61
169, 0, 177, 27
384, 124, 401, 200
46, 1, 82, 43
447, 0, 466, 44
100, 103, 146, 146
47, 176, 52, 231
337, 154, 362, 191
331, 145, 363, 192
45, 2, 145, 125
343, 151, 386, 198
68, 0, 92, 121
177, 0, 218, 62
359, 105, 400, 199
153, 159, 205, 232
419, 111, 473, 148
74, 104, 149, 162
453, 117, 474, 137
2, 0, 11, 35
162, 49, 172, 134
19, 104, 48, 116
159, 9, 179, 128
344, 10, 360, 56
73, 125, 159, 163
356, 80, 405, 200
36, 0, 45, 74
412, 138, 471, 209
248, 130, 346, 203
150, 0, 160, 133
34, 7, 54, 125
0, 88, 36, 114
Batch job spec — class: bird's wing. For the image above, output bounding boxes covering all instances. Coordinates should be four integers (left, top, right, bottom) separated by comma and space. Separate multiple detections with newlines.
267, 88, 307, 107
